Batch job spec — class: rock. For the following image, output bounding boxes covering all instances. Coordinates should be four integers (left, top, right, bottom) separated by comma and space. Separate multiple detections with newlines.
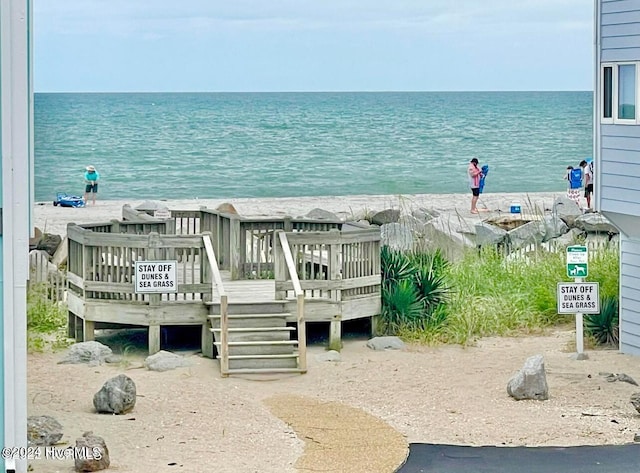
634, 432, 640, 443
616, 373, 638, 386
553, 196, 583, 227
542, 214, 569, 242
135, 200, 165, 211
507, 354, 549, 401
631, 392, 640, 414
574, 213, 619, 234
36, 233, 63, 257
27, 415, 63, 446
474, 221, 508, 246
422, 215, 476, 258
600, 372, 638, 385
58, 341, 113, 366
305, 208, 340, 221
507, 220, 545, 250
51, 236, 68, 267
371, 209, 401, 225
570, 352, 589, 361
380, 223, 414, 252
315, 350, 342, 362
29, 226, 43, 250
411, 207, 439, 223
366, 336, 405, 351
216, 202, 238, 215
398, 214, 426, 234
93, 374, 137, 414
143, 350, 191, 372
74, 431, 110, 472
551, 228, 585, 249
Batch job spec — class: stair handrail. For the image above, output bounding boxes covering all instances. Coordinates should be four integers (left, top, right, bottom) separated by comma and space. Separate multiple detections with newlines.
277, 231, 307, 373
202, 233, 229, 375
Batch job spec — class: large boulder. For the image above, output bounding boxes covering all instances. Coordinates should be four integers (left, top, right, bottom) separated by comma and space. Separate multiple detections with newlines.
553, 196, 582, 227
216, 202, 239, 215
422, 215, 476, 258
371, 209, 401, 225
366, 336, 406, 351
542, 214, 569, 242
507, 220, 545, 250
74, 432, 110, 472
144, 350, 191, 372
305, 208, 340, 221
574, 213, 619, 234
27, 415, 63, 446
58, 341, 113, 366
93, 374, 137, 414
507, 354, 549, 401
36, 233, 62, 257
474, 222, 508, 246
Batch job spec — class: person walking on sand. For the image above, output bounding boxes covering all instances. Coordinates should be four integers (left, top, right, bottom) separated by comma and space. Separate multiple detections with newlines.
468, 158, 483, 214
583, 159, 594, 210
83, 165, 99, 205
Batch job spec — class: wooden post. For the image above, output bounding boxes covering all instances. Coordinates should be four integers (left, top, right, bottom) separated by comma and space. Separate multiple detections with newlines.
283, 216, 293, 232
297, 294, 307, 373
273, 231, 286, 300
328, 314, 342, 352
148, 325, 161, 354
201, 323, 214, 359
83, 320, 95, 341
220, 294, 229, 376
230, 217, 241, 280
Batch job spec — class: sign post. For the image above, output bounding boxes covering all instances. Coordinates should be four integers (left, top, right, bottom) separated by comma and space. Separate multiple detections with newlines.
564, 245, 590, 354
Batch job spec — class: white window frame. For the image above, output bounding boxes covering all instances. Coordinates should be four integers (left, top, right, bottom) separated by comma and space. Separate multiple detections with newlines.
602, 61, 640, 125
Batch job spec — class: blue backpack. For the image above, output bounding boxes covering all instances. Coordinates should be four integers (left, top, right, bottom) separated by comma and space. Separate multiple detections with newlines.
568, 168, 583, 189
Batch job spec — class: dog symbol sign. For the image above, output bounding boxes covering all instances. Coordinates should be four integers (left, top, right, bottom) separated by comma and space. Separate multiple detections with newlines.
566, 246, 588, 279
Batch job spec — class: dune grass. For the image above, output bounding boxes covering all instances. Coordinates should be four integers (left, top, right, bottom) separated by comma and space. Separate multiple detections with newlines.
398, 245, 619, 345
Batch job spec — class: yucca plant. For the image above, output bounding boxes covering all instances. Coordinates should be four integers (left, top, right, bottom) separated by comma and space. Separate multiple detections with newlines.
381, 245, 415, 288
381, 279, 424, 333
585, 295, 619, 347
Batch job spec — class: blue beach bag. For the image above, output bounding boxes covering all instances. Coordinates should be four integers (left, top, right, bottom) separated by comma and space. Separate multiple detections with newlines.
568, 168, 583, 189
53, 192, 85, 208
479, 164, 489, 194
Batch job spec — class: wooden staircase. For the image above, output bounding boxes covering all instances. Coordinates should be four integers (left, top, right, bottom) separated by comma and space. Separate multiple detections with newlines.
207, 302, 306, 375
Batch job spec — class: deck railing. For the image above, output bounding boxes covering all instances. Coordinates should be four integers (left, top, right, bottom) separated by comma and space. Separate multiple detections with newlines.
274, 228, 381, 302
67, 223, 212, 303
277, 231, 307, 373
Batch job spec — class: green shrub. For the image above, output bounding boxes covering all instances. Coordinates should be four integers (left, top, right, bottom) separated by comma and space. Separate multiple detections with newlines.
27, 284, 69, 352
585, 295, 619, 347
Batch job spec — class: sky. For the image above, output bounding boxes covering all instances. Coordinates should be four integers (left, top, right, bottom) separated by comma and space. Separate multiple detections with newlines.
34, 0, 594, 93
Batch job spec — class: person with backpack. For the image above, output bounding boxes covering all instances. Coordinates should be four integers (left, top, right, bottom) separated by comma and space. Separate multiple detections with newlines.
566, 165, 583, 207
583, 159, 594, 210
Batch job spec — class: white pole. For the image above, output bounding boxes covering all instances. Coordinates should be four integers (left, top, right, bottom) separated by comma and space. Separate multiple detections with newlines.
576, 277, 584, 354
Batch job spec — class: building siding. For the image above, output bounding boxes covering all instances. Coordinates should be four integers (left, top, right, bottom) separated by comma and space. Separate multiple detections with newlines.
602, 0, 640, 61
620, 236, 640, 355
600, 125, 640, 217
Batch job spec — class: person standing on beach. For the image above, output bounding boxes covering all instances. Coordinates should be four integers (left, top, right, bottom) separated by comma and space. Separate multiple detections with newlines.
84, 165, 99, 205
583, 159, 594, 210
468, 158, 482, 214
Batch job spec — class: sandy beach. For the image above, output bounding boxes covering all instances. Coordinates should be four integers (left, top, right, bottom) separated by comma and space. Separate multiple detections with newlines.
34, 191, 565, 238
29, 190, 631, 473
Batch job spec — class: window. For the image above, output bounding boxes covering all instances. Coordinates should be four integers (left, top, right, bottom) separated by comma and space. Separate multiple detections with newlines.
601, 62, 640, 124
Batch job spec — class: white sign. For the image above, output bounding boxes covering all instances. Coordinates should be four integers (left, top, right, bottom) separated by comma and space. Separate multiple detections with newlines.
154, 207, 171, 219
557, 282, 600, 314
566, 245, 588, 264
134, 260, 178, 294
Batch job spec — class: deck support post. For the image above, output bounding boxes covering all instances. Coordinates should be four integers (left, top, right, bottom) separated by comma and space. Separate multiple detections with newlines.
201, 323, 214, 358
148, 325, 161, 354
329, 314, 342, 351
230, 217, 241, 280
83, 320, 95, 341
67, 312, 76, 339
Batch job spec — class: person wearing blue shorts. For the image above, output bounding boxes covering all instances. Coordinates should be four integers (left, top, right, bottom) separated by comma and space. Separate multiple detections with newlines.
84, 165, 100, 205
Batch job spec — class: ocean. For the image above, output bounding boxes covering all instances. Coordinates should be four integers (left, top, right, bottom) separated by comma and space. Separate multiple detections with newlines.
34, 91, 592, 202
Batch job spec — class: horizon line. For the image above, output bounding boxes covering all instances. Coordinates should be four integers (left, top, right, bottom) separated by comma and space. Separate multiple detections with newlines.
35, 89, 593, 94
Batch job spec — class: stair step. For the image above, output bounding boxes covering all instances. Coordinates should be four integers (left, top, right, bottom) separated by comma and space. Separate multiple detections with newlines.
221, 353, 299, 360
210, 327, 294, 333
224, 368, 305, 375
214, 340, 298, 346
209, 313, 291, 319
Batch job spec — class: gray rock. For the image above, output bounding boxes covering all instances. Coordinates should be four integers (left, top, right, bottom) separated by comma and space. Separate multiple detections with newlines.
36, 233, 63, 257
144, 350, 191, 372
550, 228, 585, 250
380, 223, 414, 252
474, 221, 508, 246
27, 415, 63, 446
542, 214, 569, 242
366, 336, 406, 351
411, 207, 439, 223
553, 196, 583, 227
371, 209, 401, 225
398, 214, 426, 234
631, 392, 640, 414
507, 354, 549, 401
93, 374, 136, 414
135, 200, 165, 211
74, 431, 110, 472
315, 350, 342, 362
507, 220, 545, 250
616, 373, 638, 386
305, 208, 340, 221
574, 213, 619, 234
58, 341, 113, 366
422, 215, 476, 258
